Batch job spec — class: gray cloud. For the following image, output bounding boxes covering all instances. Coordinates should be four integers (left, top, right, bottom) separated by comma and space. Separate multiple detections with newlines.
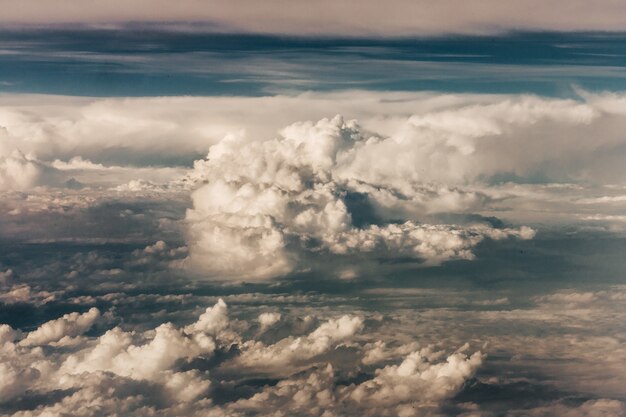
3, 1, 626, 36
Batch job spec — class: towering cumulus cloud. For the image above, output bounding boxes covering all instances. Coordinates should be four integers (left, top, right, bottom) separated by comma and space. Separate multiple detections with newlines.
184, 115, 534, 280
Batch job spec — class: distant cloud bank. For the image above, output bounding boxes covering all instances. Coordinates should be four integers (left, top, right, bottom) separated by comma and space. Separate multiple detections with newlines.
3, 0, 626, 36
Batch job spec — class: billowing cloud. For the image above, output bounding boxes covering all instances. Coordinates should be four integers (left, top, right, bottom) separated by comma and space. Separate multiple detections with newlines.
0, 151, 46, 191
232, 315, 363, 373
183, 115, 536, 280
0, 299, 485, 416
4, 91, 626, 278
20, 307, 100, 346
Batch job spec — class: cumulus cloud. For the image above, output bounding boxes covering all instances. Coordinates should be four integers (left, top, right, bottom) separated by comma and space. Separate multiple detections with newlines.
5, 91, 626, 279
0, 284, 58, 306
232, 315, 363, 374
0, 125, 64, 191
20, 307, 100, 346
258, 311, 281, 331
0, 150, 46, 191
348, 349, 484, 410
184, 115, 536, 280
0, 299, 484, 416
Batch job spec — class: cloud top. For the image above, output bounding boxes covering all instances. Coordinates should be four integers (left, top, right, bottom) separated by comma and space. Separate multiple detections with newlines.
183, 115, 535, 280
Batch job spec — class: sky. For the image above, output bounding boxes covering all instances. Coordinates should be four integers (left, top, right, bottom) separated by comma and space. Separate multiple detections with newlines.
1, 3, 626, 417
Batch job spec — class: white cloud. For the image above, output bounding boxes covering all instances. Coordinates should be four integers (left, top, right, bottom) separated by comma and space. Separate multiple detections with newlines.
184, 114, 536, 280
0, 362, 41, 403
232, 315, 363, 374
348, 349, 484, 409
0, 150, 48, 191
20, 307, 100, 346
4, 91, 626, 279
226, 348, 483, 417
184, 298, 230, 336
258, 312, 281, 330
0, 284, 58, 306
62, 322, 215, 381
50, 156, 108, 171
0, 299, 484, 416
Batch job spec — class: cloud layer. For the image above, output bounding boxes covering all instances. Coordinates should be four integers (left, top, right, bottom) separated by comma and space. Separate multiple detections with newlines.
0, 300, 484, 416
3, 1, 626, 36
5, 91, 626, 279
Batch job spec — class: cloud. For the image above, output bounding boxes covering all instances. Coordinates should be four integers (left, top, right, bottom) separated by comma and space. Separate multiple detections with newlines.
183, 115, 535, 280
0, 91, 623, 185
3, 1, 626, 36
258, 312, 281, 330
4, 91, 626, 278
0, 284, 58, 306
0, 151, 42, 191
507, 399, 626, 417
348, 348, 484, 410
50, 156, 108, 171
0, 299, 484, 416
0, 125, 64, 191
20, 307, 100, 346
232, 315, 363, 374
225, 347, 482, 417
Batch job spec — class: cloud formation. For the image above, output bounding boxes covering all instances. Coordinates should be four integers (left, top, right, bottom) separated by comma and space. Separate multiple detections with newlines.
20, 307, 100, 346
5, 91, 626, 278
3, 1, 626, 36
0, 91, 626, 280
183, 114, 538, 280
0, 299, 484, 416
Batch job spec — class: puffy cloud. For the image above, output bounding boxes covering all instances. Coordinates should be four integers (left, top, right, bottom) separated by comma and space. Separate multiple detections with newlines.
232, 315, 363, 374
0, 284, 58, 306
361, 341, 419, 366
322, 222, 534, 265
62, 322, 215, 381
4, 91, 626, 280
0, 91, 616, 179
258, 312, 281, 331
227, 348, 483, 417
0, 299, 483, 416
50, 156, 108, 171
0, 324, 17, 345
0, 362, 41, 403
20, 307, 100, 346
348, 349, 484, 410
2, 80, 626, 417
0, 269, 13, 285
184, 298, 230, 336
533, 287, 626, 310
0, 150, 46, 191
0, 126, 63, 191
184, 115, 535, 280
